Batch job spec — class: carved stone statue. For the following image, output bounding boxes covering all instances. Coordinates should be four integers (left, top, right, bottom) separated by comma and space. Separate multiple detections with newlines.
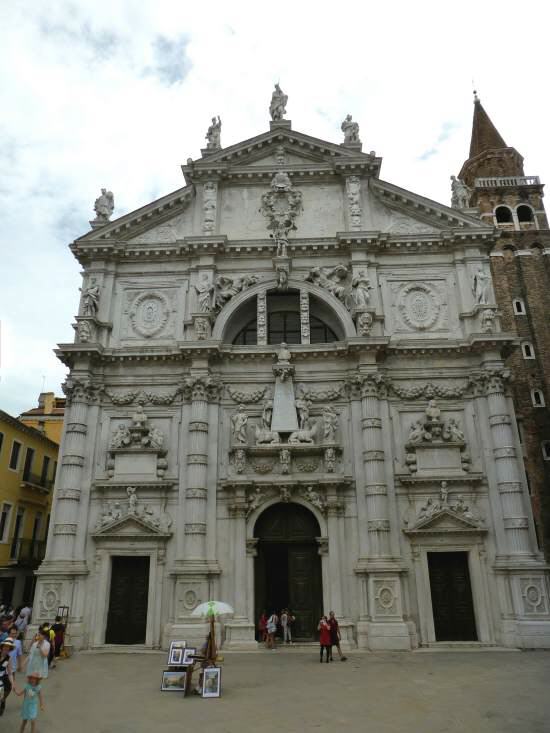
149, 426, 164, 450
439, 481, 449, 506
132, 404, 148, 429
195, 273, 215, 312
450, 175, 471, 209
277, 342, 291, 365
305, 264, 349, 303
93, 188, 114, 222
288, 421, 318, 444
214, 274, 259, 310
481, 308, 496, 333
269, 83, 288, 121
202, 181, 217, 233
295, 397, 311, 430
111, 501, 122, 521
127, 486, 138, 515
231, 404, 248, 444
341, 114, 361, 144
247, 487, 266, 517
194, 316, 210, 340
408, 420, 425, 444
425, 400, 441, 423
447, 418, 464, 442
81, 279, 100, 317
280, 486, 292, 502
346, 176, 362, 229
322, 405, 338, 442
271, 171, 292, 192
111, 423, 131, 449
304, 486, 326, 512
262, 399, 273, 430
77, 320, 92, 342
351, 270, 371, 307
472, 267, 490, 305
357, 311, 373, 336
205, 116, 222, 149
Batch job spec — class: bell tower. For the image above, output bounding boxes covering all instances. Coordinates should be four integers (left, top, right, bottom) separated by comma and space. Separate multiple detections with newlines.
457, 93, 550, 559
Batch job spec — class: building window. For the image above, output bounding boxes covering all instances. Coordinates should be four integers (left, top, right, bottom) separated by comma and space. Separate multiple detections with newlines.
22, 447, 35, 482
522, 342, 535, 359
40, 456, 51, 486
513, 298, 525, 315
232, 312, 338, 346
495, 205, 513, 224
531, 389, 545, 407
0, 432, 4, 456
542, 441, 550, 461
10, 507, 25, 560
9, 440, 22, 471
0, 503, 12, 543
516, 205, 534, 223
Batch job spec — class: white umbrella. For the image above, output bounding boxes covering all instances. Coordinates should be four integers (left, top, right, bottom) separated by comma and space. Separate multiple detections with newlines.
191, 600, 234, 618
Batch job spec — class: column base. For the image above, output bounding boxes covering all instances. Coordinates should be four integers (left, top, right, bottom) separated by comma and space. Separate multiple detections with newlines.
223, 620, 258, 650
360, 621, 412, 651
336, 619, 356, 650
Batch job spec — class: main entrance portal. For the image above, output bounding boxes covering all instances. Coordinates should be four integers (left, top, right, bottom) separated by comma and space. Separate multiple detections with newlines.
105, 556, 150, 644
428, 551, 477, 641
254, 503, 322, 641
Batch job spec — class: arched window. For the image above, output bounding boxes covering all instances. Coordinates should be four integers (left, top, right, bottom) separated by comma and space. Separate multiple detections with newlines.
232, 312, 338, 346
531, 388, 545, 407
495, 206, 513, 224
516, 205, 534, 223
522, 342, 535, 359
513, 298, 526, 315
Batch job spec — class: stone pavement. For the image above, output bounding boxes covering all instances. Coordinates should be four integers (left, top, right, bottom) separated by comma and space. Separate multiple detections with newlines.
3, 648, 550, 732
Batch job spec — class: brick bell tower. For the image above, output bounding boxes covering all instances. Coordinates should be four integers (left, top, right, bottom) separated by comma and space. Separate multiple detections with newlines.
456, 92, 550, 558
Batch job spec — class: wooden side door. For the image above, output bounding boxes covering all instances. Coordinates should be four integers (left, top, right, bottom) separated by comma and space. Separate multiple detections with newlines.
105, 556, 150, 644
428, 551, 477, 641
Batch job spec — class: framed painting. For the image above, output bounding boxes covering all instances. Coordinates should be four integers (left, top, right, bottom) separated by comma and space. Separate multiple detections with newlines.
202, 666, 221, 698
161, 670, 187, 692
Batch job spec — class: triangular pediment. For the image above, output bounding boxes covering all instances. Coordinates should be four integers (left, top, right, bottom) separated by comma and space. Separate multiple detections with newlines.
92, 514, 171, 539
405, 508, 485, 534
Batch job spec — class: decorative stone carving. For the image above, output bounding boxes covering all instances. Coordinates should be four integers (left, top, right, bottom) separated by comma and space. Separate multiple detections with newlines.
305, 264, 349, 304
396, 282, 441, 331
280, 486, 292, 502
346, 176, 362, 229
105, 388, 182, 406
351, 270, 371, 307
214, 274, 259, 311
129, 290, 171, 338
246, 487, 267, 518
481, 308, 496, 333
450, 175, 471, 209
356, 311, 373, 336
324, 447, 337, 473
269, 83, 288, 121
341, 114, 361, 145
303, 485, 326, 513
406, 483, 484, 530
389, 382, 467, 400
77, 320, 94, 342
202, 181, 218, 233
288, 422, 318, 444
205, 116, 222, 150
260, 171, 303, 245
520, 577, 548, 614
405, 404, 470, 476
279, 448, 291, 474
92, 188, 114, 223
257, 290, 268, 344
274, 145, 286, 165
468, 368, 511, 397
322, 405, 338, 442
255, 425, 280, 445
38, 583, 62, 617
295, 397, 312, 430
182, 376, 222, 402
296, 384, 345, 402
374, 581, 397, 615
194, 316, 210, 340
299, 290, 310, 344
95, 489, 172, 533
295, 460, 319, 473
227, 386, 269, 404
472, 267, 490, 305
406, 401, 463, 444
108, 410, 167, 479
250, 459, 274, 474
262, 398, 273, 429
274, 255, 290, 290
231, 405, 249, 445
272, 342, 295, 382
81, 278, 101, 317
194, 273, 216, 313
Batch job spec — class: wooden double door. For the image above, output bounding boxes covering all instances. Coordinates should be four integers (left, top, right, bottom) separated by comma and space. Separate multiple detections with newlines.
254, 503, 322, 640
428, 551, 477, 641
105, 556, 150, 644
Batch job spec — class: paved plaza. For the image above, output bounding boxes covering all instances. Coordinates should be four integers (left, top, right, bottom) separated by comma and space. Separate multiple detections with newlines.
3, 648, 550, 732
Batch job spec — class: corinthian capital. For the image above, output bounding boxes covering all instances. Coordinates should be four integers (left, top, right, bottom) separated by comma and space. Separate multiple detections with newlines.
62, 376, 103, 405
347, 372, 389, 399
182, 375, 222, 402
468, 368, 511, 397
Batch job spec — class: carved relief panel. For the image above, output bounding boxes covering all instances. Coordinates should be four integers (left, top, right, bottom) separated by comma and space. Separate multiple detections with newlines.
380, 272, 456, 337
117, 283, 186, 341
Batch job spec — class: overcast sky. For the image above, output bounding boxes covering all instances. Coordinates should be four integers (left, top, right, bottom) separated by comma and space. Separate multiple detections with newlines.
1, 0, 549, 416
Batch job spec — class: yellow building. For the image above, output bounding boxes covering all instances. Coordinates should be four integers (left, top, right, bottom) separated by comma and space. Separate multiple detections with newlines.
0, 408, 60, 608
19, 392, 66, 445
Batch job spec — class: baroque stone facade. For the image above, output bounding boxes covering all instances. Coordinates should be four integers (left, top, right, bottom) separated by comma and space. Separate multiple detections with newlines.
36, 96, 550, 651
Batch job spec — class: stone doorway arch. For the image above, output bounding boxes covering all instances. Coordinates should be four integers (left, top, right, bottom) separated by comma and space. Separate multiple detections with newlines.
254, 502, 322, 641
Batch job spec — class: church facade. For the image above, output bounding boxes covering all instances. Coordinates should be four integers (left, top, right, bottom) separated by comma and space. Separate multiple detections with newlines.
34, 89, 550, 650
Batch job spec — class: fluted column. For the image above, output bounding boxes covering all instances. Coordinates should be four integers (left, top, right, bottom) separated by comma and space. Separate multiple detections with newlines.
47, 376, 95, 561
360, 374, 390, 557
182, 376, 219, 562
230, 502, 248, 618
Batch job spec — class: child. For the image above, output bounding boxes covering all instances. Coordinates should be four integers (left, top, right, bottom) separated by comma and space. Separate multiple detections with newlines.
318, 615, 331, 663
14, 673, 44, 732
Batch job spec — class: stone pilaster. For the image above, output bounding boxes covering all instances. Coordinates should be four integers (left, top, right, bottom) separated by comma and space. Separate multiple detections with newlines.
224, 495, 256, 649
257, 289, 267, 346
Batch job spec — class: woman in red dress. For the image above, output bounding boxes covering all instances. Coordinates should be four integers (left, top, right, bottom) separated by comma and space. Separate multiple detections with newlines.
318, 615, 331, 663
258, 611, 268, 644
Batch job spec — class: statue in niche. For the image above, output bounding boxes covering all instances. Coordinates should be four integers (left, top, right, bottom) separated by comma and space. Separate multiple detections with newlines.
341, 114, 361, 144
205, 116, 221, 149
295, 397, 312, 430
357, 311, 373, 336
81, 278, 100, 317
195, 273, 216, 313
351, 270, 371, 307
472, 267, 490, 305
481, 308, 496, 333
111, 423, 131, 449
127, 486, 138, 515
231, 404, 248, 444
194, 317, 210, 340
93, 188, 114, 222
322, 405, 338, 442
262, 399, 273, 430
269, 83, 288, 121
450, 175, 471, 209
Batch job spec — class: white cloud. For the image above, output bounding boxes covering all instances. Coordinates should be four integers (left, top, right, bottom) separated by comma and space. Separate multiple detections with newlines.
1, 0, 549, 414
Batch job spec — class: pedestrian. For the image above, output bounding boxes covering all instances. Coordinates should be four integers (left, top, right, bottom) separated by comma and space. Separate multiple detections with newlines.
258, 610, 268, 643
40, 624, 56, 669
280, 609, 294, 644
23, 629, 50, 681
7, 626, 23, 675
328, 611, 347, 661
0, 638, 16, 716
266, 611, 278, 650
14, 673, 44, 733
51, 616, 66, 659
14, 612, 28, 641
318, 615, 331, 663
